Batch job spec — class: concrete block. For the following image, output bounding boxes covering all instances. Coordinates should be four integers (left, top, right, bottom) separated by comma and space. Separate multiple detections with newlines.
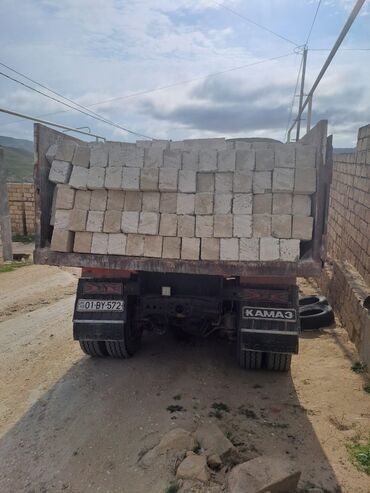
214, 193, 232, 214
296, 144, 316, 168
214, 215, 233, 238
201, 238, 220, 260
239, 238, 259, 260
169, 141, 184, 151
74, 190, 91, 210
184, 138, 226, 151
255, 149, 274, 171
86, 210, 105, 232
126, 234, 145, 256
177, 193, 195, 214
272, 168, 294, 192
163, 149, 182, 169
272, 193, 292, 214
275, 144, 295, 168
122, 144, 144, 167
260, 237, 279, 261
144, 148, 163, 168
51, 229, 74, 252
195, 193, 213, 215
253, 193, 272, 214
177, 215, 195, 237
121, 211, 139, 233
253, 171, 271, 193
162, 237, 181, 259
91, 233, 108, 254
199, 149, 217, 171
87, 167, 105, 190
46, 144, 58, 164
234, 215, 252, 238
233, 172, 252, 193
294, 167, 316, 194
142, 192, 160, 212
181, 237, 200, 260
253, 214, 271, 237
69, 165, 88, 190
140, 168, 159, 191
233, 194, 252, 214
151, 139, 169, 149
234, 141, 251, 150
220, 238, 239, 261
74, 232, 92, 253
292, 215, 313, 240
159, 214, 177, 236
215, 172, 233, 193
72, 145, 90, 167
90, 189, 107, 211
105, 167, 123, 190
122, 167, 140, 190
54, 185, 75, 209
236, 150, 255, 170
197, 173, 215, 192
103, 210, 122, 233
107, 190, 125, 210
49, 160, 72, 184
182, 151, 198, 170
124, 191, 142, 211
280, 239, 300, 261
108, 233, 127, 255
143, 235, 163, 258
89, 143, 108, 167
179, 170, 196, 193
69, 209, 87, 232
107, 142, 124, 167
272, 214, 292, 238
160, 193, 177, 213
196, 215, 213, 238
55, 140, 75, 162
138, 212, 159, 235
218, 149, 235, 171
159, 169, 178, 191
292, 194, 311, 216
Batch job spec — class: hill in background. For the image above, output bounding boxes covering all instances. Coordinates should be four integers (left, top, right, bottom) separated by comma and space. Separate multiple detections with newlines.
0, 135, 34, 182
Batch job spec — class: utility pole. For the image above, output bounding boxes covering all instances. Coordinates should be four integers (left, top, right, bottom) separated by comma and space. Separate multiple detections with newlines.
296, 46, 308, 142
0, 147, 13, 261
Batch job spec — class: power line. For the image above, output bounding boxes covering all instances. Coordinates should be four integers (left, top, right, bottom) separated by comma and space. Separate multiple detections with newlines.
305, 0, 322, 45
210, 0, 299, 46
309, 47, 370, 51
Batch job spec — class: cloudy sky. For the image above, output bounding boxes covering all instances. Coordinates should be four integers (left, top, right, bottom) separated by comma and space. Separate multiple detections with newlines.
0, 0, 369, 147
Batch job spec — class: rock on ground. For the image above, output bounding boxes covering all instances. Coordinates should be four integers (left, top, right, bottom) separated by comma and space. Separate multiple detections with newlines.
195, 422, 240, 465
176, 452, 210, 483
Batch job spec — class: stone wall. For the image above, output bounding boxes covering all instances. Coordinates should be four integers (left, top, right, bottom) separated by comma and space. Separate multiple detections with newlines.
7, 183, 35, 236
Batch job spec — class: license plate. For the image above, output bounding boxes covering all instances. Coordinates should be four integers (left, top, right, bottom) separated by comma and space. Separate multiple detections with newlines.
76, 299, 124, 312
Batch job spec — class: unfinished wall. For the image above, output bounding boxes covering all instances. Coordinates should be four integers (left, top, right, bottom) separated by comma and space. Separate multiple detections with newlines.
7, 183, 35, 236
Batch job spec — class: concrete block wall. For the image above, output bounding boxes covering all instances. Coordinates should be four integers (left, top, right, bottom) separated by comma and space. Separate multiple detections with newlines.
7, 183, 35, 236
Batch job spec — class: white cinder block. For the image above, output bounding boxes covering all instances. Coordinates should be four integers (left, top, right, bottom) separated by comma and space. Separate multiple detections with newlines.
215, 172, 233, 193
121, 211, 139, 233
159, 169, 178, 191
233, 215, 252, 238
214, 193, 232, 214
162, 237, 181, 259
271, 215, 292, 238
49, 160, 72, 184
151, 139, 169, 149
280, 239, 300, 261
124, 191, 142, 211
91, 233, 109, 254
107, 143, 124, 167
107, 190, 125, 210
294, 168, 316, 194
184, 138, 226, 151
233, 194, 252, 214
272, 193, 292, 214
196, 215, 213, 238
182, 151, 198, 170
86, 210, 105, 232
122, 167, 140, 190
195, 193, 213, 215
90, 189, 107, 211
103, 210, 122, 233
140, 168, 159, 191
144, 148, 163, 168
51, 229, 74, 252
272, 168, 294, 192
197, 173, 215, 192
214, 215, 233, 238
170, 141, 184, 151
54, 209, 71, 230
69, 209, 87, 232
260, 237, 279, 261
275, 144, 295, 168
69, 165, 88, 189
296, 144, 316, 168
126, 234, 145, 256
199, 149, 217, 171
253, 194, 272, 214
138, 212, 159, 235
105, 167, 123, 190
142, 192, 160, 212
55, 140, 75, 162
253, 214, 271, 237
220, 238, 239, 261
181, 237, 200, 260
255, 149, 274, 171
54, 185, 75, 209
159, 214, 177, 236
201, 238, 220, 260
74, 190, 91, 210
87, 167, 105, 190
179, 170, 197, 193
72, 145, 90, 168
160, 193, 177, 213
122, 144, 144, 167
292, 195, 311, 216
236, 150, 255, 171
177, 215, 195, 237
253, 171, 271, 193
239, 238, 259, 261
233, 172, 252, 193
90, 143, 108, 167
108, 233, 127, 255
143, 235, 163, 257
234, 141, 252, 150
292, 215, 313, 240
46, 144, 58, 164
218, 149, 235, 171
163, 149, 182, 169
177, 193, 195, 214
74, 232, 92, 253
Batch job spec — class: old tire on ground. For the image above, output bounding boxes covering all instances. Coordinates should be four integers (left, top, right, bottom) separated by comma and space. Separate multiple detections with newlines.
238, 349, 263, 370
79, 340, 108, 357
300, 304, 334, 330
299, 295, 328, 308
266, 352, 292, 371
105, 299, 142, 358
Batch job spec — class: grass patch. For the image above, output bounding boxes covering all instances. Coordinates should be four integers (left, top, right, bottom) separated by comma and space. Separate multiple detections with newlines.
351, 362, 367, 374
363, 385, 370, 394
165, 481, 180, 493
12, 234, 34, 244
166, 405, 184, 413
347, 439, 370, 475
208, 409, 223, 419
173, 394, 182, 401
211, 402, 230, 413
0, 261, 32, 273
238, 406, 258, 419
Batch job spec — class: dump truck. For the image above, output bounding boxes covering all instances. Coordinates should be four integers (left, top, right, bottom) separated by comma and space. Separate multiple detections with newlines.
33, 121, 332, 371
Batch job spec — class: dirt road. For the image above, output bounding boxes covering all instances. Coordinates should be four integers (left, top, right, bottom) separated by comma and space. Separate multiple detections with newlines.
0, 266, 369, 493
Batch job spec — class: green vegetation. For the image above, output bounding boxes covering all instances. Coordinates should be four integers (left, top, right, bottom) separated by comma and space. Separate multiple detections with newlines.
12, 234, 35, 244
166, 404, 184, 413
347, 438, 370, 475
164, 482, 179, 493
0, 135, 33, 183
173, 394, 182, 401
0, 260, 32, 273
351, 362, 367, 374
211, 402, 230, 413
238, 406, 258, 419
363, 385, 370, 394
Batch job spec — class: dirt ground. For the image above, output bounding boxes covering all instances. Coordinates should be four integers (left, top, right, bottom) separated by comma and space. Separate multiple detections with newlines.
0, 263, 369, 493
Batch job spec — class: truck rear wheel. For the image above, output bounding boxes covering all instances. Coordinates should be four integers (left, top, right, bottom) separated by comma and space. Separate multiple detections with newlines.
238, 349, 263, 370
266, 352, 292, 371
79, 340, 108, 357
105, 302, 142, 359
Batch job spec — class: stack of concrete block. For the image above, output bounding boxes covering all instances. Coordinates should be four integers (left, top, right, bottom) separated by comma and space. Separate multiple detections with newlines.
48, 136, 317, 262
